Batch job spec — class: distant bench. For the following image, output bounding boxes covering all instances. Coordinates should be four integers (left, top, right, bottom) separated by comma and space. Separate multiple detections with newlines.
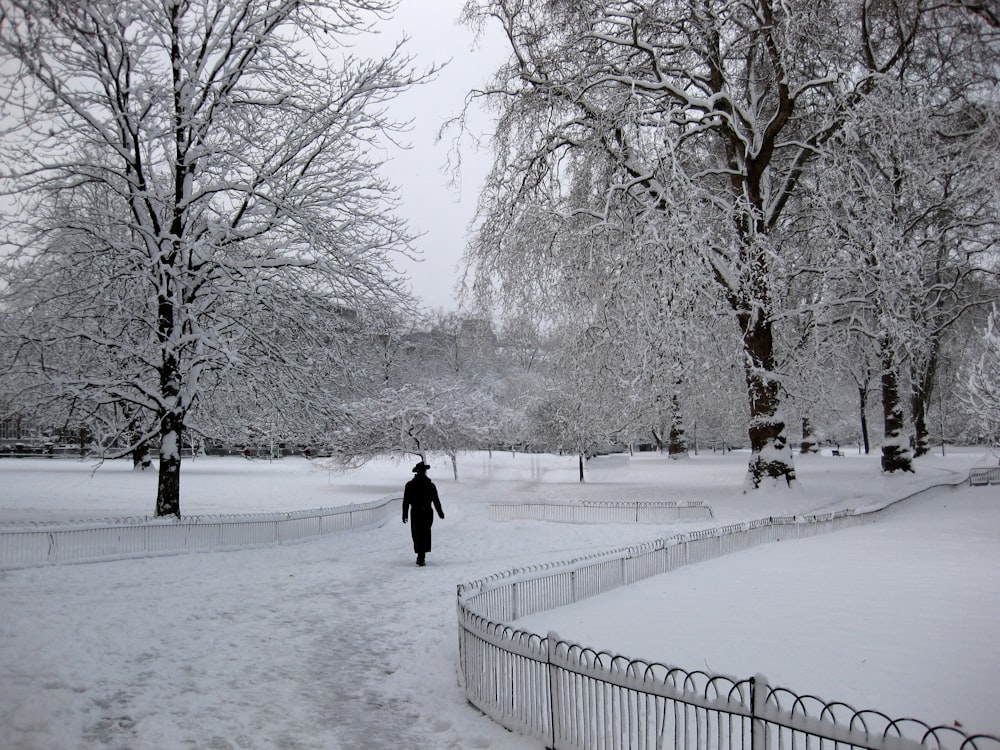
970, 466, 1000, 486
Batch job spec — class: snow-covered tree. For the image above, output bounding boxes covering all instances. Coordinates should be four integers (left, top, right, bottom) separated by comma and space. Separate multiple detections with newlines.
521, 371, 627, 482
0, 0, 422, 515
460, 0, 999, 484
557, 207, 721, 459
962, 306, 1000, 443
325, 380, 500, 479
459, 0, 875, 487
802, 1, 999, 470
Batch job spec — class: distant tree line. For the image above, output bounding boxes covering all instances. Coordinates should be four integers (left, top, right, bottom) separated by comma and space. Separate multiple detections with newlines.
2, 293, 997, 488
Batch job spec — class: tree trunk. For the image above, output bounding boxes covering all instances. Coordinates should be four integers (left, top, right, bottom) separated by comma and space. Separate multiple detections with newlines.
651, 392, 667, 453
910, 352, 936, 458
859, 386, 871, 455
739, 307, 796, 487
650, 426, 664, 453
155, 414, 183, 517
578, 452, 585, 482
800, 417, 817, 454
155, 287, 183, 516
132, 442, 152, 470
667, 393, 688, 459
880, 339, 914, 473
911, 391, 929, 458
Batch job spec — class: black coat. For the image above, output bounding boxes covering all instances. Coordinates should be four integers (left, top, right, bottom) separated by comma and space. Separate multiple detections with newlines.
402, 473, 444, 554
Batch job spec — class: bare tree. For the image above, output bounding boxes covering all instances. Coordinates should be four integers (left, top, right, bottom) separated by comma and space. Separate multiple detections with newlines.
0, 0, 424, 515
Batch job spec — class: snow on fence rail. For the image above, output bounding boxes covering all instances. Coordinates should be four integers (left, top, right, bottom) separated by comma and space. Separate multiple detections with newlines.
457, 476, 1000, 750
0, 496, 402, 569
489, 500, 714, 523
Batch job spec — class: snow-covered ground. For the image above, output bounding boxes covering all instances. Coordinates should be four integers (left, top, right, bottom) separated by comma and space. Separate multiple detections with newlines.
516, 482, 1000, 733
0, 448, 997, 749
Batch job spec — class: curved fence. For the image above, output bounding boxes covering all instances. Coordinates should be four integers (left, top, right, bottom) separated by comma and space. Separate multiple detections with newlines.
489, 500, 714, 523
457, 476, 1000, 750
0, 495, 402, 569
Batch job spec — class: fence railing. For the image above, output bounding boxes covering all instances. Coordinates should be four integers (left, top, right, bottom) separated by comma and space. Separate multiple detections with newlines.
489, 500, 714, 524
457, 476, 999, 750
970, 466, 1000, 485
0, 496, 402, 569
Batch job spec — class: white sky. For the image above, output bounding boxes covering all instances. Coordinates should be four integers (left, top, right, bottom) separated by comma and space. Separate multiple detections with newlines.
362, 1, 509, 312
0, 1, 505, 313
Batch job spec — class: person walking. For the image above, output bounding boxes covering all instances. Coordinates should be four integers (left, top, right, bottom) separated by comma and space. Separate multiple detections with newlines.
402, 461, 444, 566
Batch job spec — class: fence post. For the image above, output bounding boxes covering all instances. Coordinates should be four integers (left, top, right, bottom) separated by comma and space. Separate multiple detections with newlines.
751, 673, 768, 750
456, 592, 467, 688
546, 630, 560, 750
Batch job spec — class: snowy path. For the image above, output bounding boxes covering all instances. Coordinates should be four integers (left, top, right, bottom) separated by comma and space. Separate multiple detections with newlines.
0, 493, 681, 749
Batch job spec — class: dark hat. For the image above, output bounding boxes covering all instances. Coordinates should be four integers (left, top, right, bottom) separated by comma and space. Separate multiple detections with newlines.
412, 461, 430, 473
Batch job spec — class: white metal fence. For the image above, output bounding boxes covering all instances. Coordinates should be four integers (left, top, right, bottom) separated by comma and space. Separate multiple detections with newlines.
457, 477, 999, 750
970, 466, 1000, 485
489, 500, 714, 524
0, 496, 402, 569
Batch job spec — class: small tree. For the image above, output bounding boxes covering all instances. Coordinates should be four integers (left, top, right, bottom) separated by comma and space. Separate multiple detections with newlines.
325, 380, 499, 479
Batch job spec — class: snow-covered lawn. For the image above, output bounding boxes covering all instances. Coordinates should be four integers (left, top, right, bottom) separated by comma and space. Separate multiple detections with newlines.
515, 483, 1000, 734
0, 448, 996, 749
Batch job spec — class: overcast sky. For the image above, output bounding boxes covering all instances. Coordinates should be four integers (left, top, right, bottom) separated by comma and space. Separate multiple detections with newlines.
362, 1, 509, 312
